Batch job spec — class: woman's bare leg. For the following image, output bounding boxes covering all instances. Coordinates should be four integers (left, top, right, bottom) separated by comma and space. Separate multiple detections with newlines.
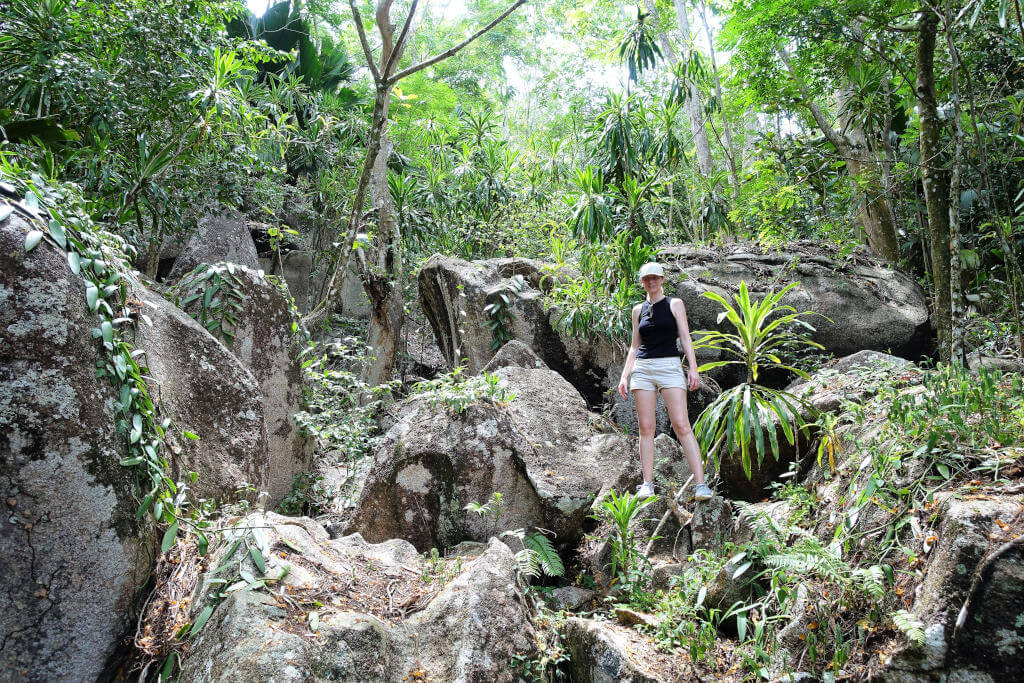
660, 387, 705, 485
633, 389, 657, 483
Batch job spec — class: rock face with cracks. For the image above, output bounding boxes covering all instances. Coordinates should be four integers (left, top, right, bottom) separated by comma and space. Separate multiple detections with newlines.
179, 512, 535, 682
0, 212, 154, 681
563, 618, 661, 683
176, 265, 311, 506
131, 277, 270, 502
346, 356, 638, 551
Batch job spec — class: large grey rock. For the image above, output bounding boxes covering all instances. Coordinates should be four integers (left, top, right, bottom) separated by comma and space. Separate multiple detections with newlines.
281, 250, 312, 313
132, 278, 270, 502
418, 248, 931, 412
341, 262, 370, 318
657, 244, 931, 359
180, 512, 535, 682
175, 265, 311, 506
346, 360, 637, 551
168, 208, 260, 281
878, 498, 1024, 681
419, 256, 617, 406
562, 618, 662, 683
0, 211, 154, 681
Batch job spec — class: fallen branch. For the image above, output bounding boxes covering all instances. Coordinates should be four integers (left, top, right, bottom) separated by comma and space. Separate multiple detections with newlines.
952, 526, 1024, 640
643, 474, 693, 558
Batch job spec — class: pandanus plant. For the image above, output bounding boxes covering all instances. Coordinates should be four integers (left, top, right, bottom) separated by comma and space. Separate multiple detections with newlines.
694, 281, 826, 479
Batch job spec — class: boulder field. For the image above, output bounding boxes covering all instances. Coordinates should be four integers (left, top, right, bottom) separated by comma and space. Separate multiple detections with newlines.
5, 202, 1020, 682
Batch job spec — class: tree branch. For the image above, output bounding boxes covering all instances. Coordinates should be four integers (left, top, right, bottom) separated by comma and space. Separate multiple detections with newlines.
389, 0, 527, 84
382, 0, 419, 79
349, 0, 381, 83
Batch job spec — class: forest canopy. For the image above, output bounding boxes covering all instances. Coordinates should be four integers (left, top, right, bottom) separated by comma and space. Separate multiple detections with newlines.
1, 0, 1022, 372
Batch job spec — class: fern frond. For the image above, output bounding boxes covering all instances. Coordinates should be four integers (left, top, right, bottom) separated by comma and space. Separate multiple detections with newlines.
734, 501, 784, 541
515, 548, 540, 578
893, 609, 925, 646
524, 531, 564, 577
853, 565, 886, 601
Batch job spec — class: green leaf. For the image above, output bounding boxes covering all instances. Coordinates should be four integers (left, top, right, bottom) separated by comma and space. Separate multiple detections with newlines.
48, 220, 66, 248
25, 230, 44, 252
67, 251, 80, 274
86, 284, 99, 311
101, 320, 113, 344
197, 531, 209, 557
160, 652, 179, 678
190, 605, 215, 636
249, 546, 266, 574
183, 430, 200, 440
161, 520, 179, 554
130, 413, 143, 443
119, 457, 143, 466
136, 493, 154, 519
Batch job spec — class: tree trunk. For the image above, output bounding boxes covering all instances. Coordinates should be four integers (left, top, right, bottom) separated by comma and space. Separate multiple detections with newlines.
645, 0, 715, 177
306, 0, 525, 331
944, 3, 966, 364
916, 8, 952, 360
361, 129, 405, 386
779, 48, 900, 264
672, 0, 715, 177
697, 0, 740, 194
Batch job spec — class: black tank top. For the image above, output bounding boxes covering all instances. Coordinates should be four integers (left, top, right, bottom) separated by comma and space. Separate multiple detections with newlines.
637, 297, 678, 358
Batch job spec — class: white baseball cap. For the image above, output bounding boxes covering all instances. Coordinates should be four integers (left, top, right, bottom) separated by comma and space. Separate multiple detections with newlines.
637, 262, 665, 280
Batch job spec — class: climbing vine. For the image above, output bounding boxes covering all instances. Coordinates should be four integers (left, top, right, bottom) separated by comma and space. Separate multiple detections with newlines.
173, 262, 247, 347
1, 153, 198, 553
483, 273, 526, 351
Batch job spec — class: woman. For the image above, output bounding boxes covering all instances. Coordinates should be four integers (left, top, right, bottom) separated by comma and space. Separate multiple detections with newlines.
617, 262, 713, 501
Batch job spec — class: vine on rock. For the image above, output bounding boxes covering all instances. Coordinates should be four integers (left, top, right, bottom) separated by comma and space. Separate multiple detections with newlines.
2, 153, 201, 554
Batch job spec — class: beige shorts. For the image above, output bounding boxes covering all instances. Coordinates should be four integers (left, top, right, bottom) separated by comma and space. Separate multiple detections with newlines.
629, 357, 686, 392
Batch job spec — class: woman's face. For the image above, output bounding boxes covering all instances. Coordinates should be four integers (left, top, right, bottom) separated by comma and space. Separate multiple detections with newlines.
641, 274, 664, 295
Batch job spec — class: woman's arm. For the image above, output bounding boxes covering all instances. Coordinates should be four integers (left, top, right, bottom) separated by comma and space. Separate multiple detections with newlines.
670, 298, 701, 391
617, 304, 643, 398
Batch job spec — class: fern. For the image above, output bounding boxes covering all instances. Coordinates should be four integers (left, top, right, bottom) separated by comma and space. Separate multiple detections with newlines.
503, 528, 564, 578
523, 531, 564, 577
853, 565, 886, 601
515, 548, 541, 578
893, 609, 925, 646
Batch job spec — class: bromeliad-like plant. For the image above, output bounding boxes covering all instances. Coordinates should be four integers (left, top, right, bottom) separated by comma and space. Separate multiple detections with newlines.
694, 281, 826, 479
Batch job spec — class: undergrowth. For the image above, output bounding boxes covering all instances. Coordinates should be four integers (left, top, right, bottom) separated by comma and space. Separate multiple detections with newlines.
410, 365, 514, 413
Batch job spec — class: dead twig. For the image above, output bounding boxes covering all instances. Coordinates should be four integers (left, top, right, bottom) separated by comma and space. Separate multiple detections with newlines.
644, 475, 694, 558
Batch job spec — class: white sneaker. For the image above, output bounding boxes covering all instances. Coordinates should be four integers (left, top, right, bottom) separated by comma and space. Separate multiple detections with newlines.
636, 482, 655, 499
694, 483, 713, 501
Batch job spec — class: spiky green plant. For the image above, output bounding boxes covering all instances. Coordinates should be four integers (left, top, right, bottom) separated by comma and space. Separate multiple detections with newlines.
694, 281, 826, 479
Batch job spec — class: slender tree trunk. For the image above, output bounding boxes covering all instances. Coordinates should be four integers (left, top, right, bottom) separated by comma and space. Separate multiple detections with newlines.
306, 0, 526, 331
697, 0, 740, 194
144, 209, 162, 280
672, 0, 715, 177
944, 2, 966, 364
645, 0, 715, 177
916, 8, 951, 360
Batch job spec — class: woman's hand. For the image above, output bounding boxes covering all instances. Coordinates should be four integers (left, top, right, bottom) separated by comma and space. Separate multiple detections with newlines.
687, 367, 701, 392
618, 376, 629, 399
